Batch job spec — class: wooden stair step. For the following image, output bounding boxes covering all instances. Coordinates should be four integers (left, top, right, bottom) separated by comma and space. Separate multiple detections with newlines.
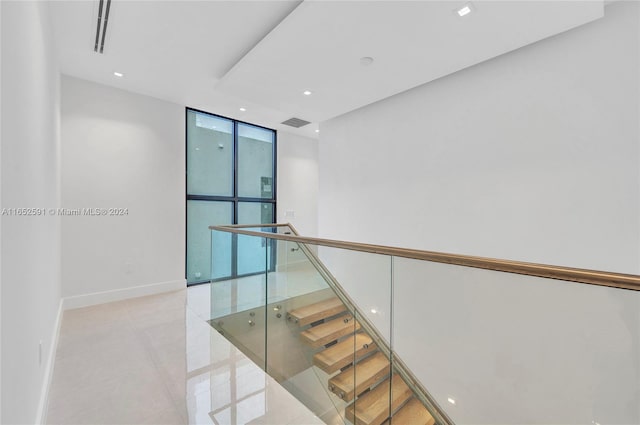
390, 398, 435, 425
328, 351, 390, 402
345, 375, 412, 425
313, 333, 376, 374
300, 315, 360, 348
287, 297, 346, 326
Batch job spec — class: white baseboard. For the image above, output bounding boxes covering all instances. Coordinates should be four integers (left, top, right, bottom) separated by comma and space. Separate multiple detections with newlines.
62, 279, 186, 310
35, 299, 63, 425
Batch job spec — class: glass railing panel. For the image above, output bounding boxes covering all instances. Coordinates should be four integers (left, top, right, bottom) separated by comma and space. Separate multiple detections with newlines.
348, 306, 395, 425
264, 238, 357, 424
209, 226, 447, 424
211, 226, 232, 280
313, 245, 394, 424
210, 228, 367, 424
209, 230, 268, 369
393, 256, 640, 425
210, 227, 279, 317
317, 246, 392, 345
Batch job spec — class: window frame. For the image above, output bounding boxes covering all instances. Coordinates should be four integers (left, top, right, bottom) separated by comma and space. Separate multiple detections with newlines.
185, 107, 277, 286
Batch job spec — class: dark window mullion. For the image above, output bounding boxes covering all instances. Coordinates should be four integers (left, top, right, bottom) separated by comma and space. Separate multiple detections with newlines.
236, 198, 277, 204
233, 120, 239, 220
187, 194, 236, 202
232, 120, 239, 276
272, 132, 277, 202
273, 132, 277, 223
186, 107, 276, 285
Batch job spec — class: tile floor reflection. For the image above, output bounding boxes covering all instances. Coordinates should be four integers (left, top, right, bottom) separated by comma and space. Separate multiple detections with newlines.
206, 266, 328, 319
46, 286, 324, 425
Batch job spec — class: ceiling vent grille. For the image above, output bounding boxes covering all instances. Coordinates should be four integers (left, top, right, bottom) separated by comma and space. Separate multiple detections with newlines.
281, 117, 311, 128
94, 0, 112, 54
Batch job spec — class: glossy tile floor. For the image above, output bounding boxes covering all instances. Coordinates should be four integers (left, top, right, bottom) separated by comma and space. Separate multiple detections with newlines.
46, 284, 324, 425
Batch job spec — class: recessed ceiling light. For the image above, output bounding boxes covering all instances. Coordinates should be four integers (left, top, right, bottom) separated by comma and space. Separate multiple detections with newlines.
113, 72, 124, 77
448, 397, 456, 405
239, 107, 246, 112
370, 308, 377, 314
315, 129, 320, 133
456, 3, 473, 17
360, 57, 374, 66
303, 90, 312, 96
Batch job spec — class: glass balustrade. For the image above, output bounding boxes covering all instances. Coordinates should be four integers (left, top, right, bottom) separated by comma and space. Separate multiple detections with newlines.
393, 257, 640, 425
208, 223, 640, 425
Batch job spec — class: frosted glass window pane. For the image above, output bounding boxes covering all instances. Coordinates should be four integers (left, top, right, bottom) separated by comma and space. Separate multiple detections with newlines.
187, 110, 233, 196
238, 124, 274, 199
237, 202, 274, 275
238, 202, 274, 225
187, 200, 232, 282
211, 230, 232, 280
237, 234, 266, 280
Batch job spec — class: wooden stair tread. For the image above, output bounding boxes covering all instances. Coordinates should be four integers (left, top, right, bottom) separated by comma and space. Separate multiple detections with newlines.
345, 375, 412, 425
391, 398, 435, 425
288, 297, 346, 326
313, 333, 376, 373
329, 352, 390, 402
300, 315, 360, 348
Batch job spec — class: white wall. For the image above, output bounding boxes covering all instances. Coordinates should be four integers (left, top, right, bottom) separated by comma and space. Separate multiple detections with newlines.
317, 3, 639, 423
1, 1, 61, 423
319, 1, 639, 275
277, 132, 318, 236
61, 78, 319, 302
61, 76, 185, 303
0, 5, 318, 420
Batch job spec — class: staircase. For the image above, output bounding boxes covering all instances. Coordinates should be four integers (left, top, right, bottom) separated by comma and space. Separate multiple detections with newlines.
288, 297, 436, 425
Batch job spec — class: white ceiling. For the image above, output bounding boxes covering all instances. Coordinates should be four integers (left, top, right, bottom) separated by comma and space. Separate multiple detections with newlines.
49, 0, 605, 139
49, 0, 317, 136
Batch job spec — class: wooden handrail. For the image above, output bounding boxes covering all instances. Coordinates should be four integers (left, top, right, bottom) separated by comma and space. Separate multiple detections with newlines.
209, 223, 640, 291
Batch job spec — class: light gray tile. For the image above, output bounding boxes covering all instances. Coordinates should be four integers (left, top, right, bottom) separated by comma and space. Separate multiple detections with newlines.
47, 284, 319, 425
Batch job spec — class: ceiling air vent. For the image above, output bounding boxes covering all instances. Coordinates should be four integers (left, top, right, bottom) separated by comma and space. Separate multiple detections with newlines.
93, 0, 112, 54
281, 118, 311, 128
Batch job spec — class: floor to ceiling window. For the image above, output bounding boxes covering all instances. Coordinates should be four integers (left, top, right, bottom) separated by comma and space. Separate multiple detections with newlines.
186, 108, 276, 285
